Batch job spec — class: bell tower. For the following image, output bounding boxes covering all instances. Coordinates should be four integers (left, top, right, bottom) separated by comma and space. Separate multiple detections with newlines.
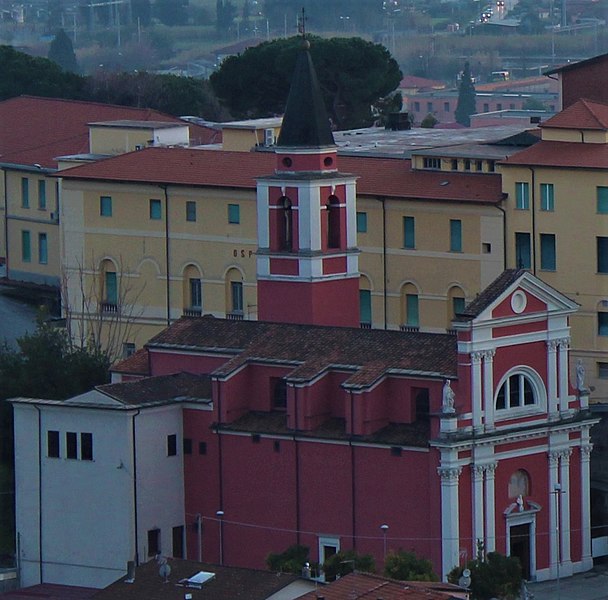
256, 39, 360, 327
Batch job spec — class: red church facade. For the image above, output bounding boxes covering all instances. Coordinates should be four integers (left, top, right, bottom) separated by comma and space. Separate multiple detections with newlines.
106, 44, 600, 583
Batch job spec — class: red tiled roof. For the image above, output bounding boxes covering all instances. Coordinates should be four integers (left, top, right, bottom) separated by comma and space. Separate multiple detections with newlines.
400, 75, 446, 90
112, 348, 149, 376
146, 316, 457, 388
541, 98, 608, 130
476, 75, 558, 92
94, 558, 301, 600
59, 147, 504, 204
0, 583, 97, 599
297, 572, 465, 599
0, 96, 216, 168
501, 139, 608, 168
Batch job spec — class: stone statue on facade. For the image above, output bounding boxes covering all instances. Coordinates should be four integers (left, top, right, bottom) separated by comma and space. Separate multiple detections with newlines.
576, 359, 586, 391
442, 379, 455, 413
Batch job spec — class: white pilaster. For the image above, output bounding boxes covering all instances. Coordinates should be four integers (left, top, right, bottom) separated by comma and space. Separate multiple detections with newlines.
484, 463, 497, 552
438, 466, 462, 580
559, 448, 572, 575
546, 340, 559, 418
345, 181, 357, 248
580, 443, 593, 570
471, 352, 483, 433
482, 350, 496, 431
548, 450, 560, 577
558, 338, 570, 414
256, 183, 270, 247
472, 465, 485, 547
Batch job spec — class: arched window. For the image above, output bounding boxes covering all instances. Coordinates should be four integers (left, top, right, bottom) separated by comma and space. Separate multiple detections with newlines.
327, 195, 341, 249
100, 259, 118, 313
278, 196, 293, 251
226, 268, 244, 319
359, 275, 372, 328
508, 469, 531, 498
400, 283, 419, 331
447, 285, 466, 326
183, 264, 202, 316
494, 368, 547, 416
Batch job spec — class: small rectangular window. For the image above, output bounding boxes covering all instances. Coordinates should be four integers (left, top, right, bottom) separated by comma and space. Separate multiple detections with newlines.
451, 159, 458, 170
599, 362, 608, 379
100, 195, 112, 217
199, 441, 207, 455
105, 271, 117, 305
172, 526, 184, 559
21, 230, 31, 263
496, 103, 502, 111
81, 433, 93, 461
515, 182, 530, 210
444, 102, 450, 112
66, 432, 78, 459
464, 159, 471, 171
453, 296, 465, 316
403, 216, 415, 249
183, 438, 192, 454
476, 160, 483, 171
483, 103, 489, 112
167, 434, 177, 456
147, 528, 160, 557
228, 203, 240, 224
540, 183, 554, 211
356, 212, 367, 233
190, 278, 202, 310
414, 101, 420, 112
186, 201, 196, 222
427, 102, 433, 112
21, 177, 29, 208
540, 233, 556, 270
149, 199, 162, 220
599, 312, 608, 336
450, 219, 462, 252
515, 232, 531, 269
38, 232, 48, 264
598, 237, 608, 273
482, 242, 492, 254
38, 180, 46, 210
598, 187, 608, 214
423, 157, 441, 169
47, 430, 60, 458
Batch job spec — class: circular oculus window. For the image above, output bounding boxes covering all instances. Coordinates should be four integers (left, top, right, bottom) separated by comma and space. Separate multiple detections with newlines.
282, 157, 292, 167
511, 290, 527, 314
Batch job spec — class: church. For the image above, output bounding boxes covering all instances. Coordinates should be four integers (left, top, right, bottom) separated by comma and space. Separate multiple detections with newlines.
11, 40, 598, 589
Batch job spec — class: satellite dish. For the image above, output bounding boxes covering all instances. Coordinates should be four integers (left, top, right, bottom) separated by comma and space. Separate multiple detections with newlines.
159, 562, 171, 582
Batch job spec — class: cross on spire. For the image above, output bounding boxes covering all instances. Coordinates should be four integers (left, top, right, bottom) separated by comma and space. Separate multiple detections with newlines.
297, 7, 307, 39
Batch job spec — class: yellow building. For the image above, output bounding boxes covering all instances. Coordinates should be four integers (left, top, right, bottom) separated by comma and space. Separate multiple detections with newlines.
0, 96, 215, 288
499, 98, 608, 401
57, 135, 515, 358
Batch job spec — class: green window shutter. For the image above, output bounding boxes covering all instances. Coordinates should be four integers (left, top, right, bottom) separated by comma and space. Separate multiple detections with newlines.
450, 219, 462, 252
403, 216, 415, 249
406, 294, 419, 326
597, 187, 608, 214
359, 290, 371, 324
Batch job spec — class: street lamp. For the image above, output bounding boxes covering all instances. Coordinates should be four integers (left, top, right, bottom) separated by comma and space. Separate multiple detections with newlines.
380, 524, 389, 560
216, 510, 224, 566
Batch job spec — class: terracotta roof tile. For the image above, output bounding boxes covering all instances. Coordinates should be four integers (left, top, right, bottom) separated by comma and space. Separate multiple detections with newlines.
541, 98, 608, 130
112, 348, 149, 376
94, 557, 300, 600
297, 571, 464, 599
147, 317, 458, 387
98, 372, 212, 405
501, 139, 608, 168
59, 146, 504, 204
456, 269, 524, 320
0, 95, 215, 168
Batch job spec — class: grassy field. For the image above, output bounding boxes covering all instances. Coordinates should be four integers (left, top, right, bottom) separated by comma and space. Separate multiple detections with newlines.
0, 463, 15, 564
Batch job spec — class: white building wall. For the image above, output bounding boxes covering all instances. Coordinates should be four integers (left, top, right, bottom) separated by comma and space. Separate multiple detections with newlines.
13, 401, 185, 589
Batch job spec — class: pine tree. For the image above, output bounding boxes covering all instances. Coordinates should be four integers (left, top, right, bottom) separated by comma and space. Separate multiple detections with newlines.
47, 29, 78, 73
455, 61, 476, 127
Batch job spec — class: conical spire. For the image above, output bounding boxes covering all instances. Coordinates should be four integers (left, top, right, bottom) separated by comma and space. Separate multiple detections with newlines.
277, 41, 335, 148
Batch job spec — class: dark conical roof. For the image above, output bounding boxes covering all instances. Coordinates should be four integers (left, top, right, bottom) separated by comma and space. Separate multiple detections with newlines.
277, 46, 335, 148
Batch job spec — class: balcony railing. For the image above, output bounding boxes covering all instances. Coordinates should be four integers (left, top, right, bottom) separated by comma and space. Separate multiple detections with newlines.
360, 322, 372, 329
183, 308, 202, 317
400, 324, 419, 333
100, 302, 118, 314
227, 311, 244, 321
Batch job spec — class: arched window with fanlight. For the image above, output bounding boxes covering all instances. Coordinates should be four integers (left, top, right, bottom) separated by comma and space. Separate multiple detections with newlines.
494, 368, 546, 416
327, 195, 341, 249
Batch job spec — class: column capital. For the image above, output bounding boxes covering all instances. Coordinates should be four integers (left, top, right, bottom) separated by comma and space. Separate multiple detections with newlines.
482, 349, 496, 361
438, 466, 462, 482
546, 339, 560, 351
472, 464, 485, 478
548, 450, 561, 466
471, 351, 484, 364
557, 337, 570, 349
559, 447, 573, 463
484, 462, 498, 476
581, 444, 593, 459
